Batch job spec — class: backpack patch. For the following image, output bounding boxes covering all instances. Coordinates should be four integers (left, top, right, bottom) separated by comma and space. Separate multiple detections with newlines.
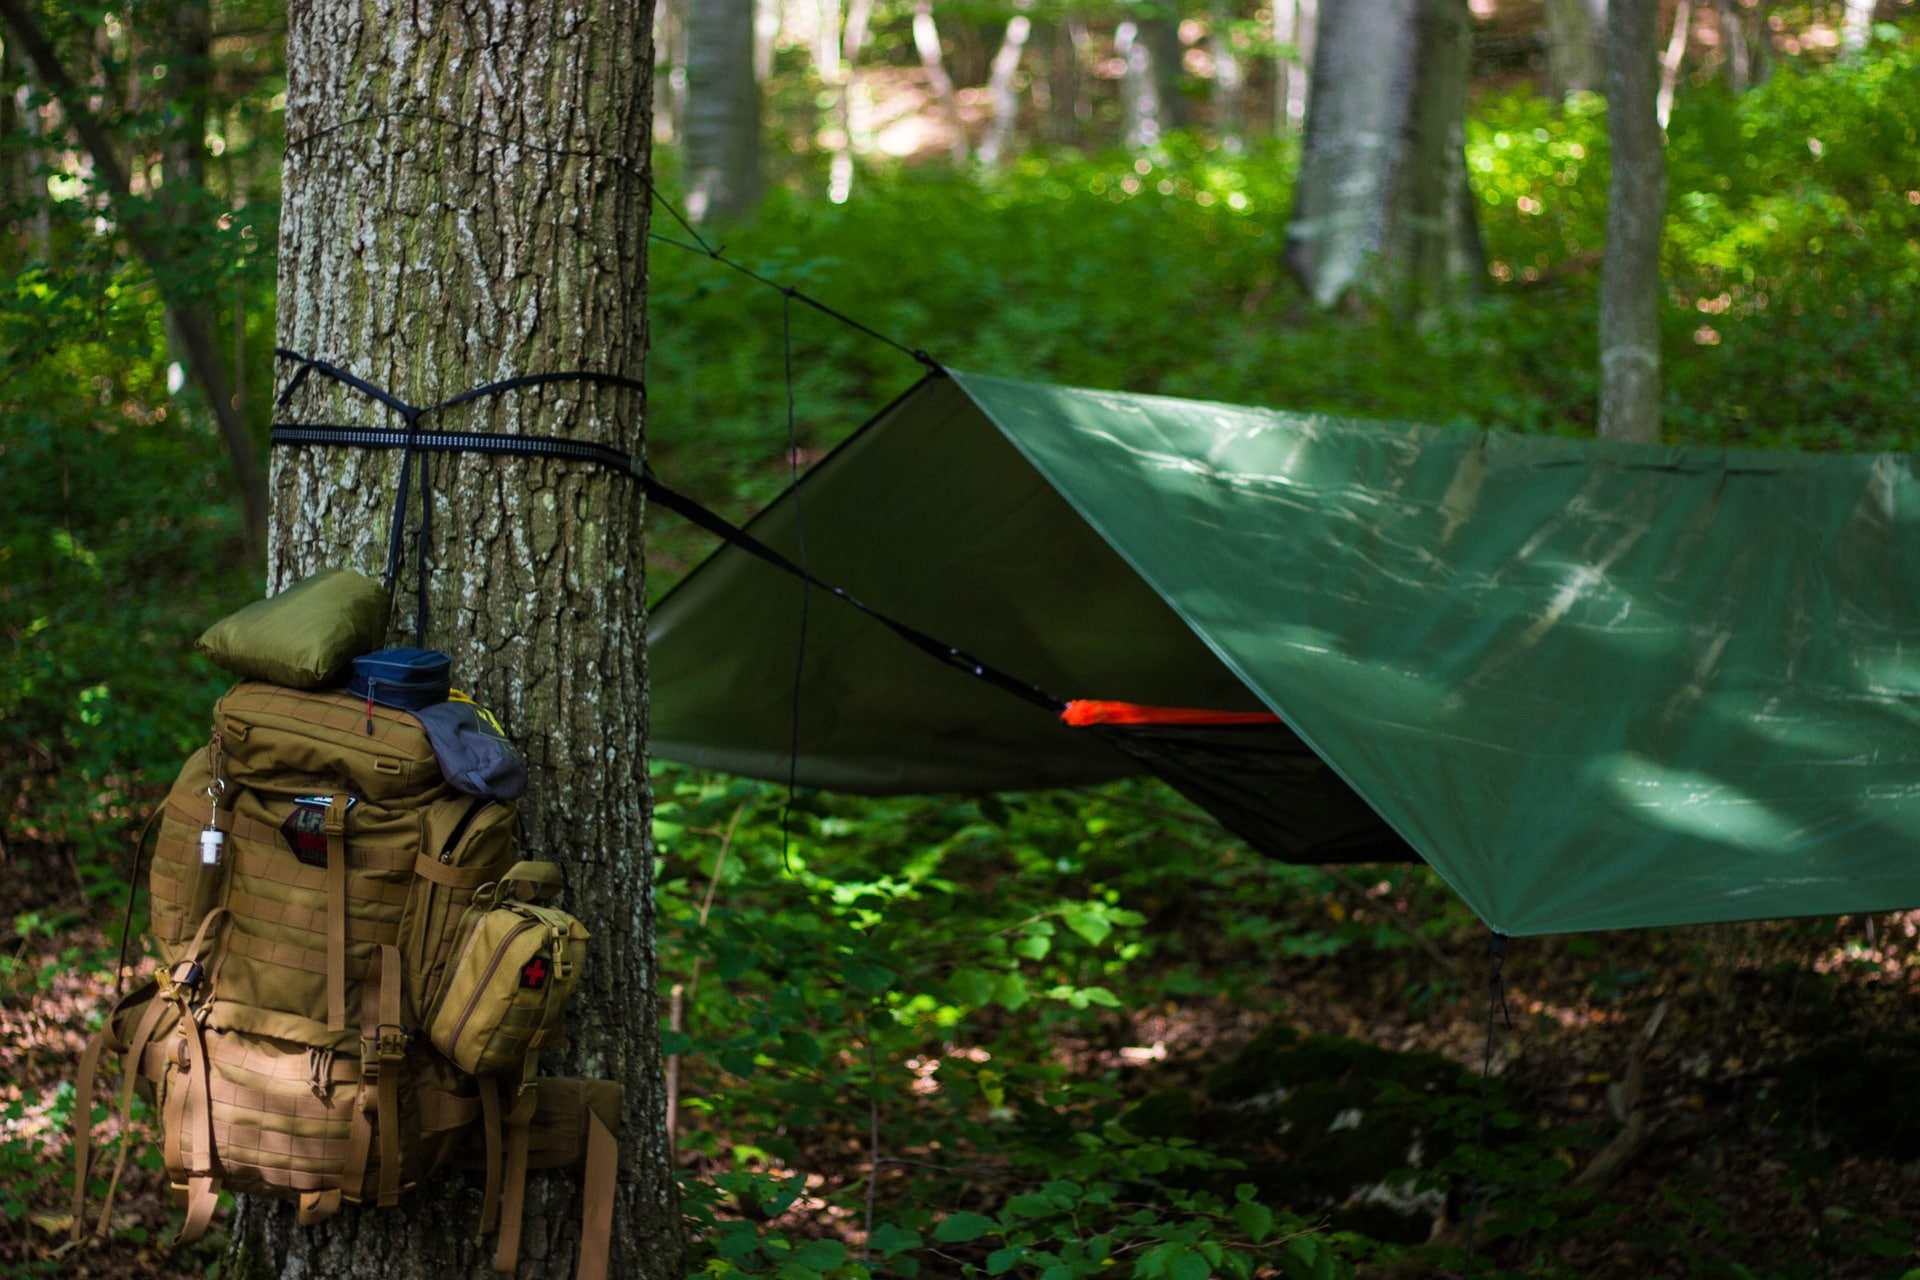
279, 796, 335, 866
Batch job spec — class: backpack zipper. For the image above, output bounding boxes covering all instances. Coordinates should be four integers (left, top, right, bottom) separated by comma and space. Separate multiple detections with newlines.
440, 798, 494, 863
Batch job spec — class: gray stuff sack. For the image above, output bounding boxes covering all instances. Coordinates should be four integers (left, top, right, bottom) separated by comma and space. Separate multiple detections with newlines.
414, 694, 528, 801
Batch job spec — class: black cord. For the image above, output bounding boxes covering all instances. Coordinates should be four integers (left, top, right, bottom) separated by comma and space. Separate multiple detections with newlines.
647, 232, 937, 369
779, 290, 810, 877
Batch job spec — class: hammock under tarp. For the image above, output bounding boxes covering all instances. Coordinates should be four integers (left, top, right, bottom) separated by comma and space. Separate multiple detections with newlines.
648, 370, 1920, 938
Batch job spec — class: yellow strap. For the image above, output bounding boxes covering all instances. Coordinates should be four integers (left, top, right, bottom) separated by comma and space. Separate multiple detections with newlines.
374, 942, 403, 1206
576, 1107, 619, 1280
325, 795, 350, 1033
297, 1188, 342, 1224
67, 1024, 111, 1243
477, 1076, 504, 1235
413, 853, 506, 889
91, 990, 171, 1239
176, 1173, 221, 1246
492, 1098, 535, 1274
163, 1012, 220, 1246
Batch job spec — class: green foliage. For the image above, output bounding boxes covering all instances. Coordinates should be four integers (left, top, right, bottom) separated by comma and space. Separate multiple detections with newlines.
657, 766, 1416, 1279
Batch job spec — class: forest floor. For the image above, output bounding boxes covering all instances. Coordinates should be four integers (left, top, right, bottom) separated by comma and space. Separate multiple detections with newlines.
6, 834, 1920, 1280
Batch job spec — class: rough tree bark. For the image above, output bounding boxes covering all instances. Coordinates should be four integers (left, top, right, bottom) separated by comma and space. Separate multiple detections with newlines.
235, 2, 679, 1277
1599, 0, 1665, 443
1283, 0, 1480, 313
685, 0, 762, 222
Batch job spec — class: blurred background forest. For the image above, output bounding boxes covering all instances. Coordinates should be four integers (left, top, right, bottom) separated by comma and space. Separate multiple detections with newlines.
4, 0, 1920, 1276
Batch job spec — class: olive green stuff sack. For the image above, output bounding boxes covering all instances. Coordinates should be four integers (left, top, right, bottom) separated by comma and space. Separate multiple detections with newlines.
197, 568, 390, 689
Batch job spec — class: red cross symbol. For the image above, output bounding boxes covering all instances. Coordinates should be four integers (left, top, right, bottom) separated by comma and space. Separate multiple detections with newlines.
521, 956, 550, 989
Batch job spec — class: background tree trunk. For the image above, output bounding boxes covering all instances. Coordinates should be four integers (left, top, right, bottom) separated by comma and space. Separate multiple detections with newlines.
1273, 0, 1314, 134
686, 0, 763, 223
235, 1, 679, 1276
977, 0, 1032, 167
911, 0, 968, 162
1716, 0, 1770, 92
1209, 0, 1245, 153
1283, 0, 1479, 312
1840, 0, 1877, 56
1544, 0, 1606, 98
1599, 0, 1665, 443
1656, 0, 1692, 129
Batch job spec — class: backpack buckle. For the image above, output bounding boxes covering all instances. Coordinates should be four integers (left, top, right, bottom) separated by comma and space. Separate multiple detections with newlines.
360, 1024, 409, 1076
169, 960, 205, 992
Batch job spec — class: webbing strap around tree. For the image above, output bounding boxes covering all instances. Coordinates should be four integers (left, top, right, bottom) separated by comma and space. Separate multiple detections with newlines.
270, 353, 1068, 716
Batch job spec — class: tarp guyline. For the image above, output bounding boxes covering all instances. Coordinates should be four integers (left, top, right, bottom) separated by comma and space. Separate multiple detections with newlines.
648, 370, 1920, 939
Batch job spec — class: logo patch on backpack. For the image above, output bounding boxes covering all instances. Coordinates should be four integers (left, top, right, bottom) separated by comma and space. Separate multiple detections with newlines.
520, 955, 551, 990
280, 798, 334, 867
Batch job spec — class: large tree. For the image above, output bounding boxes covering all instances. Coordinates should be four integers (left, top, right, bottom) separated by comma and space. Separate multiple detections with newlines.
1282, 0, 1481, 312
685, 0, 762, 222
1598, 0, 1665, 443
235, 2, 679, 1277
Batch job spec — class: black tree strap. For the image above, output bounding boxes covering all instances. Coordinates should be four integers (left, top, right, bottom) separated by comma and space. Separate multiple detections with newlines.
270, 357, 1065, 716
273, 351, 649, 641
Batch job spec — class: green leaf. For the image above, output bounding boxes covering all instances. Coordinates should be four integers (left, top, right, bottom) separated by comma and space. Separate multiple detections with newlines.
994, 971, 1032, 1011
986, 1247, 1027, 1275
869, 1223, 921, 1257
933, 1212, 998, 1243
1169, 1247, 1210, 1280
1012, 934, 1052, 960
1233, 1200, 1274, 1244
950, 968, 997, 1009
1061, 906, 1111, 946
791, 1240, 847, 1271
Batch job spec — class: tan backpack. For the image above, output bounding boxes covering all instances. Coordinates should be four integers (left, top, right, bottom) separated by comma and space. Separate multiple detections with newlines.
70, 681, 618, 1278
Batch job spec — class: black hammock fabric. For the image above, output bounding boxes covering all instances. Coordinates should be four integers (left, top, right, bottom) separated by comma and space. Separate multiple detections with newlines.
1085, 721, 1420, 866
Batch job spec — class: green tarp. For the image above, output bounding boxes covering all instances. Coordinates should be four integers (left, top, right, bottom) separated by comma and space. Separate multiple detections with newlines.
649, 371, 1920, 937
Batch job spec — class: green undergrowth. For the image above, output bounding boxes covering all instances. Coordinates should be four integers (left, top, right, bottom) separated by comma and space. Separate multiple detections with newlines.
654, 765, 1494, 1280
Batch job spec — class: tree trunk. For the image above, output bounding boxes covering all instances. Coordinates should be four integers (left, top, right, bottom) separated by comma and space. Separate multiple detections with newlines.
911, 0, 967, 162
236, 2, 679, 1277
1042, 18, 1093, 144
685, 0, 762, 222
1544, 0, 1605, 98
654, 0, 687, 143
1210, 1, 1245, 153
1273, 0, 1314, 134
1599, 0, 1665, 443
1655, 0, 1691, 129
977, 0, 1032, 167
1840, 0, 1877, 56
1716, 0, 1769, 93
1283, 0, 1479, 313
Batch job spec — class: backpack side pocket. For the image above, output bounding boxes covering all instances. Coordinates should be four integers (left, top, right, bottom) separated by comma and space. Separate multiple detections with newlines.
400, 797, 518, 1022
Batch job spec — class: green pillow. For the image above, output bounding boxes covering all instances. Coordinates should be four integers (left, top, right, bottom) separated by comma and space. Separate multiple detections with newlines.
197, 568, 391, 689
